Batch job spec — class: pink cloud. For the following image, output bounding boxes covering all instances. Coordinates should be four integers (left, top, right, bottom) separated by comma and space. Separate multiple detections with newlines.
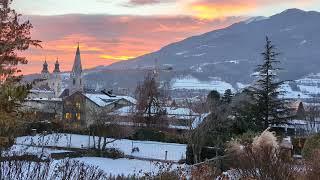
20, 14, 244, 74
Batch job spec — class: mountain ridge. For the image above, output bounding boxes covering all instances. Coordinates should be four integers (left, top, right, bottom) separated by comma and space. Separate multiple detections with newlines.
103, 8, 320, 85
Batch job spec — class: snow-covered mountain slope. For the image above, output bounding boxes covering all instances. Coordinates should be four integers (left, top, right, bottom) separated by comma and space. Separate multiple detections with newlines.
171, 76, 235, 94
107, 8, 320, 84
169, 75, 319, 99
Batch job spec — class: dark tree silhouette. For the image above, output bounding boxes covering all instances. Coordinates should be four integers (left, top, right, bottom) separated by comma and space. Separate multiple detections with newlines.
252, 36, 287, 129
0, 0, 41, 148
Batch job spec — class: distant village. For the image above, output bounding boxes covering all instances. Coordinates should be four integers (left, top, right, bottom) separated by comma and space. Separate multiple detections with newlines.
21, 44, 320, 138
21, 45, 200, 133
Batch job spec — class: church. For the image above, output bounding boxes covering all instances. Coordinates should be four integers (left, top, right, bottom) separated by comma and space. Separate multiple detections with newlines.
23, 44, 136, 127
35, 44, 83, 98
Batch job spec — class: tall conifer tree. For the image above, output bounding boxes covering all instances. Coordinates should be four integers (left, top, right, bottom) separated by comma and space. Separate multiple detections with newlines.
253, 36, 287, 129
0, 0, 41, 147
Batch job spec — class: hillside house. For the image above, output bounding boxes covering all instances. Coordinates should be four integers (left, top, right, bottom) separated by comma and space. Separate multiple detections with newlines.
271, 100, 320, 136
62, 91, 136, 127
109, 106, 199, 132
21, 97, 63, 121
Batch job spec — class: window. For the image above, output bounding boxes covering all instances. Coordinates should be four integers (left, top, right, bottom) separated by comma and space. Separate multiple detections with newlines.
76, 113, 81, 120
73, 79, 76, 85
76, 102, 81, 109
65, 113, 72, 120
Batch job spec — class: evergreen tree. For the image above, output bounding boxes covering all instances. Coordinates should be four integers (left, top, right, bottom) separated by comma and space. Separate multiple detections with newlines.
252, 36, 287, 129
0, 0, 41, 148
296, 102, 306, 120
207, 90, 220, 109
222, 89, 233, 104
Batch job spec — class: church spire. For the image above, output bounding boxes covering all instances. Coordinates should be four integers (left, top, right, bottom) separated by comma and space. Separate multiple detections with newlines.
41, 58, 50, 80
53, 58, 60, 73
41, 59, 49, 74
70, 43, 83, 93
72, 43, 82, 76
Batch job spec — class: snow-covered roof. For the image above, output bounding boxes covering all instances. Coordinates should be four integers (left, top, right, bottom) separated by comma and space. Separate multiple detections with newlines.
83, 93, 136, 107
165, 107, 197, 120
288, 119, 308, 125
116, 95, 137, 104
25, 97, 62, 102
192, 113, 209, 129
171, 75, 235, 93
30, 89, 54, 93
110, 106, 135, 116
111, 106, 198, 120
168, 125, 189, 130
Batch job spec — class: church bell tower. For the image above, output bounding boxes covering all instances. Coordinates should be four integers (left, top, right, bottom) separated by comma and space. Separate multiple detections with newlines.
41, 59, 50, 80
70, 43, 83, 94
51, 58, 62, 97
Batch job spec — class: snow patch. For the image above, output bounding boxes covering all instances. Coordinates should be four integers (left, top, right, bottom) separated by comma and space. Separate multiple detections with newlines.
17, 134, 186, 162
236, 82, 250, 89
196, 45, 216, 49
279, 83, 310, 99
175, 51, 188, 56
73, 157, 184, 177
245, 16, 268, 24
300, 40, 307, 45
192, 53, 206, 57
171, 76, 234, 94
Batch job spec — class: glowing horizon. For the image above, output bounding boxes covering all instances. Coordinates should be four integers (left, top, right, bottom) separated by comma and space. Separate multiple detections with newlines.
12, 0, 319, 75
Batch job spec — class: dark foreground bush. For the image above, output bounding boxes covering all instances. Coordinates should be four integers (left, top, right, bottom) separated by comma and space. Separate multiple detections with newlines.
302, 133, 320, 159
186, 145, 223, 165
132, 129, 166, 142
0, 159, 108, 180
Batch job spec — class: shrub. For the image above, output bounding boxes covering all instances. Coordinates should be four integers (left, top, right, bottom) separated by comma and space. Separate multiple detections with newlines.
227, 129, 298, 179
163, 132, 187, 144
105, 148, 125, 159
186, 145, 222, 165
292, 137, 306, 155
132, 129, 165, 141
233, 130, 260, 145
302, 133, 320, 159
25, 121, 64, 135
305, 150, 320, 179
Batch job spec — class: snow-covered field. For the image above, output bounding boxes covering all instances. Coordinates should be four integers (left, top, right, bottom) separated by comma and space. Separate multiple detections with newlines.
3, 144, 70, 158
279, 83, 311, 99
11, 134, 187, 177
16, 133, 187, 162
73, 157, 184, 177
171, 74, 320, 99
171, 76, 235, 94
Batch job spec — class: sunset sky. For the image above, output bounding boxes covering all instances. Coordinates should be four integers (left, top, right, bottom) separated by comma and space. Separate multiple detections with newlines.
12, 0, 319, 74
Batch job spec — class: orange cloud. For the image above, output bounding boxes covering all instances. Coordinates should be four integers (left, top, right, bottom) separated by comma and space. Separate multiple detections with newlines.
19, 14, 243, 75
189, 0, 256, 20
188, 0, 317, 20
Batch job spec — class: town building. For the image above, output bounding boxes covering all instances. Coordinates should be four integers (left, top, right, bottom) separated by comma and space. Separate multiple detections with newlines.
63, 91, 136, 127
22, 44, 137, 128
271, 100, 320, 136
109, 105, 199, 132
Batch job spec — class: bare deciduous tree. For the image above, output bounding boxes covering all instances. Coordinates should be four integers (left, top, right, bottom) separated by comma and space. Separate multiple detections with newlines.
88, 107, 131, 155
135, 72, 166, 128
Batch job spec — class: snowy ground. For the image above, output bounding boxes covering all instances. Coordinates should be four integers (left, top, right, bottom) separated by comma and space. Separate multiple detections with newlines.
2, 144, 70, 158
171, 76, 235, 94
16, 133, 187, 162
11, 134, 187, 177
72, 157, 185, 177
